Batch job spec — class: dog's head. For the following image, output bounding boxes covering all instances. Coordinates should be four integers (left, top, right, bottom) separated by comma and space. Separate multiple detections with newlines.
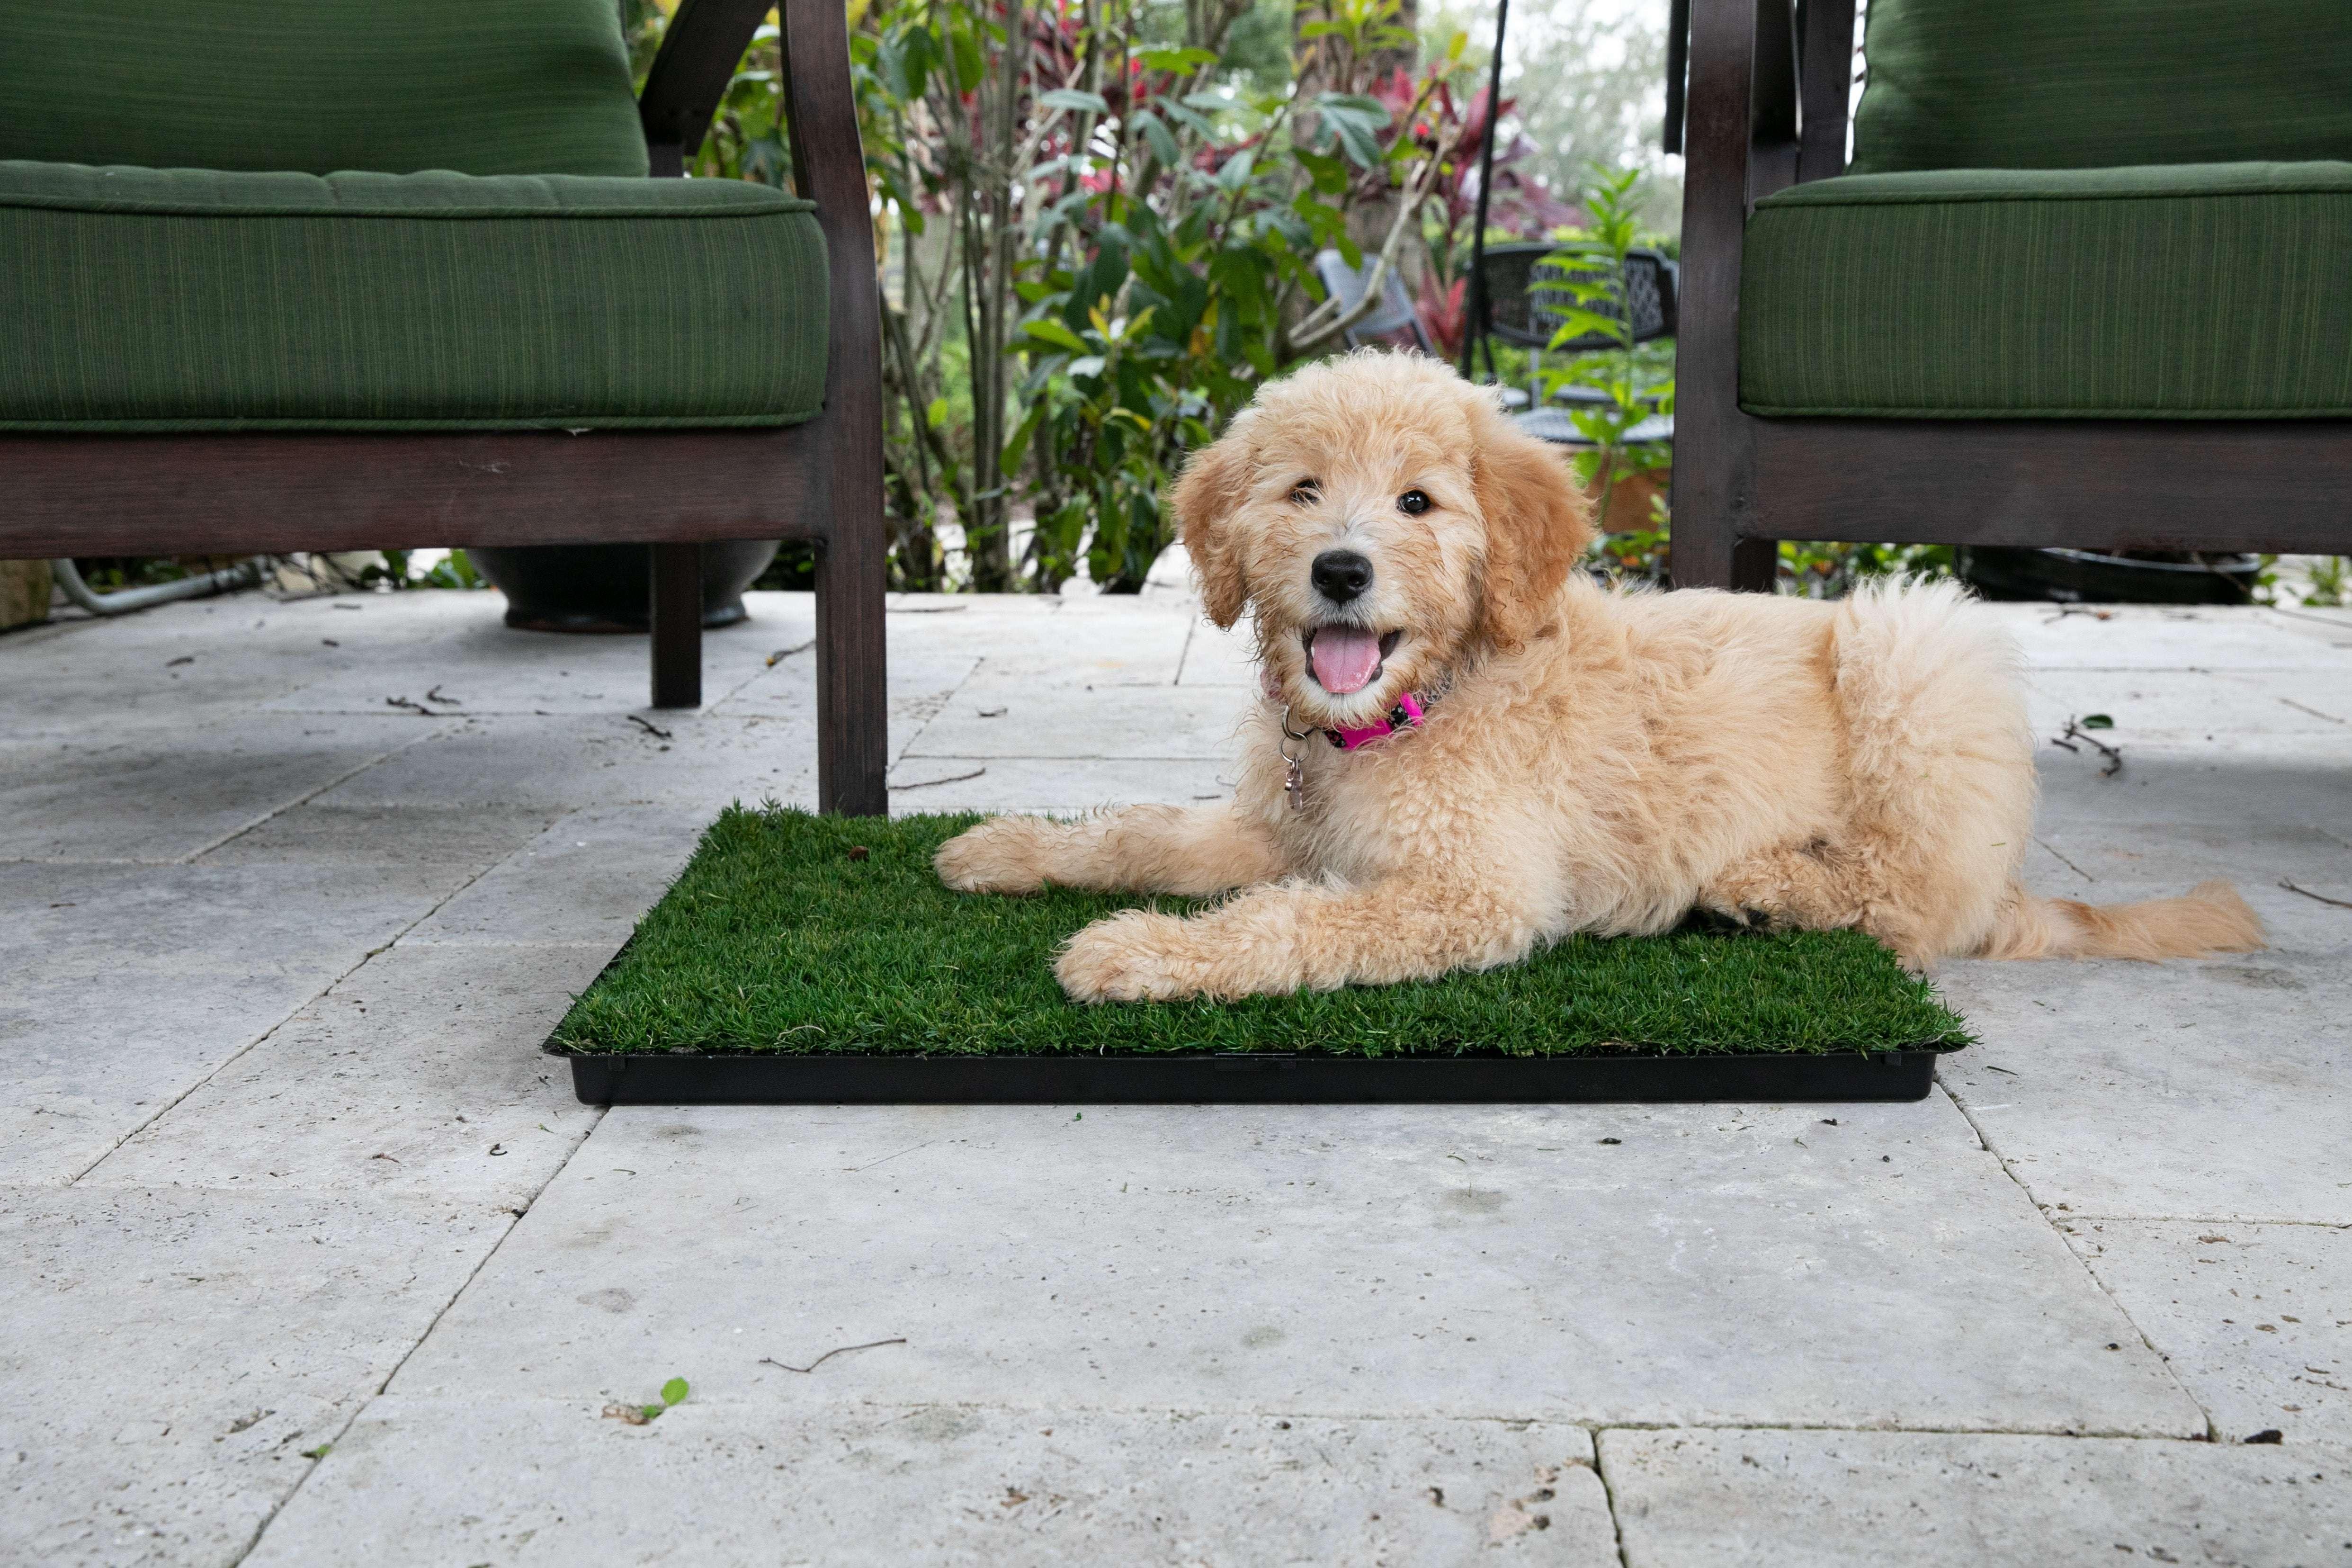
1172, 351, 1593, 728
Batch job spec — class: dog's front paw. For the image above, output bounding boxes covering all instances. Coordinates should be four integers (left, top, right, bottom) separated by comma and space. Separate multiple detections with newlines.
1055, 909, 1203, 1003
934, 815, 1056, 894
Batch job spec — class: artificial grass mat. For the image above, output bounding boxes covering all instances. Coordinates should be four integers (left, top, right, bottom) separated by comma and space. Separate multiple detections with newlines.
549, 806, 1972, 1059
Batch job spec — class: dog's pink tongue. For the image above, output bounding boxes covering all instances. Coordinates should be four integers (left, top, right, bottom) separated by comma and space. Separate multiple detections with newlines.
1310, 626, 1382, 694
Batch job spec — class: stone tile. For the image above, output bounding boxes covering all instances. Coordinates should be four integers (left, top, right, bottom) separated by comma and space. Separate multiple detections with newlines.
1937, 950, 2352, 1225
2024, 668, 2352, 738
1994, 603, 2352, 672
1177, 617, 1262, 686
0, 1186, 508, 1568
0, 860, 472, 1185
248, 1401, 1614, 1567
0, 715, 447, 863
2025, 820, 2352, 905
2033, 736, 2352, 829
386, 1096, 2199, 1435
256, 606, 794, 717
2065, 1220, 2352, 1445
903, 677, 1254, 760
89, 943, 608, 1206
194, 802, 562, 869
397, 806, 708, 948
885, 755, 1240, 814
1600, 1428, 2352, 1568
314, 713, 818, 812
949, 602, 1198, 687
0, 591, 457, 738
709, 642, 979, 736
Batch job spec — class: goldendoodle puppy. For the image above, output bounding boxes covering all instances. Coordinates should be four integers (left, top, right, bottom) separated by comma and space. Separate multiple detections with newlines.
937, 351, 2262, 1001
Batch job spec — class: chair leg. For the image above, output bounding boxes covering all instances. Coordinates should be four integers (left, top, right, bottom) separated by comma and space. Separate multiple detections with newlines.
815, 521, 889, 817
649, 542, 701, 709
1671, 525, 1778, 591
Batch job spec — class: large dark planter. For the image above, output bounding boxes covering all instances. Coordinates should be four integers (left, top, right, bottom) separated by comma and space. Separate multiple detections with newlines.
1959, 547, 2261, 606
466, 541, 780, 633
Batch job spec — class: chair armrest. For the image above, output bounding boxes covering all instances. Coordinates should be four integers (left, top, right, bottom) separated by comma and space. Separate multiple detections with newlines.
637, 0, 774, 177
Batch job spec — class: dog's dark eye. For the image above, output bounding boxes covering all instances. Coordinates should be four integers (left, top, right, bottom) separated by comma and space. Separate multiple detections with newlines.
1397, 489, 1431, 515
1289, 479, 1320, 505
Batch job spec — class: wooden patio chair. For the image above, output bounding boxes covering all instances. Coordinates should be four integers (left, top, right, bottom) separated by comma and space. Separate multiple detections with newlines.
0, 0, 887, 814
1668, 0, 2352, 591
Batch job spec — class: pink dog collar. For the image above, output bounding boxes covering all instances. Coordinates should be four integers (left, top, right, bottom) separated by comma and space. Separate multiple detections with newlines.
1266, 670, 1447, 810
1328, 690, 1427, 751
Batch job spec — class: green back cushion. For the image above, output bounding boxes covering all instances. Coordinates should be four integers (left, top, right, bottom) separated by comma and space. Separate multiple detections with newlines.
1851, 0, 2352, 173
0, 1, 646, 177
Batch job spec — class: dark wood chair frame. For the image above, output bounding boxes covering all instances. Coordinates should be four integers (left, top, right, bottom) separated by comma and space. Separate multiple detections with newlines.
0, 0, 889, 814
1670, 0, 2352, 591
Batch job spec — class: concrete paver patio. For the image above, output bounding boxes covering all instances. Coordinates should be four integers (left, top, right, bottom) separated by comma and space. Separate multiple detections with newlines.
3, 584, 2349, 1565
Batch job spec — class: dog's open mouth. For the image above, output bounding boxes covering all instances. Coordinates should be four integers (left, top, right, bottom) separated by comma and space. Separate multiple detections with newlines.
1304, 626, 1403, 695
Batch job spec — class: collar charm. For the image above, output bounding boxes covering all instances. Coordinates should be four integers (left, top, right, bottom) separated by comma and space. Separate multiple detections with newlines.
1275, 683, 1441, 811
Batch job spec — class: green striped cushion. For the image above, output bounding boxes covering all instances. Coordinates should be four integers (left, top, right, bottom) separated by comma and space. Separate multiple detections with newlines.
0, 162, 829, 431
0, 0, 647, 178
1740, 163, 2352, 419
1851, 0, 2352, 174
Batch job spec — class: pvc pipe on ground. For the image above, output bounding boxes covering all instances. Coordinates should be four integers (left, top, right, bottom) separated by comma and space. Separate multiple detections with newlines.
50, 556, 265, 616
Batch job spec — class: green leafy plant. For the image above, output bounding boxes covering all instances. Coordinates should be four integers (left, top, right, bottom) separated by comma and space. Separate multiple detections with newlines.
2297, 554, 2347, 607
627, 0, 1539, 594
604, 1376, 691, 1425
1538, 167, 1674, 531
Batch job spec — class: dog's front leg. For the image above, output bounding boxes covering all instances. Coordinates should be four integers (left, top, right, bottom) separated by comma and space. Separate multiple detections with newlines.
1055, 869, 1552, 1002
936, 803, 1288, 896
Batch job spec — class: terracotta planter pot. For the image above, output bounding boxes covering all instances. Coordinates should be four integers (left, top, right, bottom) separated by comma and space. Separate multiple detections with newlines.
1583, 465, 1670, 537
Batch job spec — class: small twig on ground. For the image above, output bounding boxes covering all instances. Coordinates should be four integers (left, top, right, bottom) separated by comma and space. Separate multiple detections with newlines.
425, 684, 461, 706
627, 715, 674, 741
761, 1338, 907, 1374
2042, 604, 2115, 623
2052, 717, 2123, 777
2280, 697, 2348, 725
890, 768, 986, 791
2280, 879, 2352, 911
385, 696, 434, 716
767, 638, 817, 666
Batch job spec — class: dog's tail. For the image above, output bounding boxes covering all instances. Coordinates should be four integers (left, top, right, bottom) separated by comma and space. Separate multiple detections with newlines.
1974, 879, 2264, 960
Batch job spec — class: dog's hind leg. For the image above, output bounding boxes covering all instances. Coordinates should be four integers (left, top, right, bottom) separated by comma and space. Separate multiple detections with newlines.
935, 804, 1289, 897
1697, 842, 1871, 934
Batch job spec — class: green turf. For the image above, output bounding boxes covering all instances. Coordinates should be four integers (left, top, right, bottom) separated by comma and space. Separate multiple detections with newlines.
549, 806, 1972, 1058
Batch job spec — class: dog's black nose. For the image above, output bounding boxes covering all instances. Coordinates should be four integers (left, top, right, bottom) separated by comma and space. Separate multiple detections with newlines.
1311, 549, 1374, 604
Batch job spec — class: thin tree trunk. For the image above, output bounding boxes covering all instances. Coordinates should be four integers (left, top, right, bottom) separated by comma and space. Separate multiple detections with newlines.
963, 0, 1026, 592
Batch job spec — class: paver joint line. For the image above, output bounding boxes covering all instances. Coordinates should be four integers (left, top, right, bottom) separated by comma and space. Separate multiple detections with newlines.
1935, 1082, 2221, 1439
66, 797, 620, 1186
229, 1102, 610, 1567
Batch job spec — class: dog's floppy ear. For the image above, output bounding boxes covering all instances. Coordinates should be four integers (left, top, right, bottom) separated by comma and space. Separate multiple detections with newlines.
1170, 415, 1257, 629
1470, 410, 1595, 653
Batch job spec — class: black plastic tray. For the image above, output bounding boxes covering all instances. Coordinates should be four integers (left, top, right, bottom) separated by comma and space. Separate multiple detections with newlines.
558, 1048, 1939, 1104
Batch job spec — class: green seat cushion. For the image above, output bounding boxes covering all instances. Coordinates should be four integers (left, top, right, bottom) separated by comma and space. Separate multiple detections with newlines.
0, 162, 828, 432
0, 0, 646, 177
1851, 0, 2352, 174
1740, 163, 2352, 420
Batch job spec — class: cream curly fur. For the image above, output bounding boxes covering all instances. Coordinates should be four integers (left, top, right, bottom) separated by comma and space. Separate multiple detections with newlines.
936, 352, 2263, 1002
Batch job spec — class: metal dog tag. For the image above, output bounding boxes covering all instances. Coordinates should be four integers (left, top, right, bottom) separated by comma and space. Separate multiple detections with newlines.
1285, 757, 1305, 811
